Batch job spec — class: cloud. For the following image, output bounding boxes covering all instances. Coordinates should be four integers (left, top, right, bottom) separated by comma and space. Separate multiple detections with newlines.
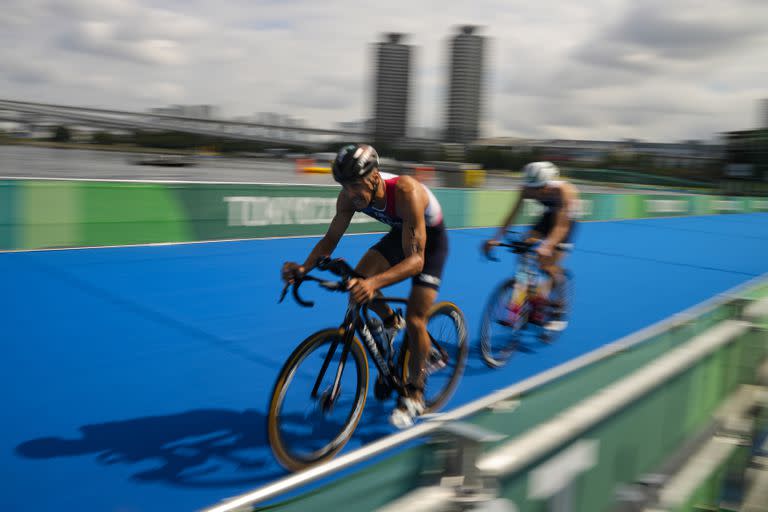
614, 2, 767, 59
53, 2, 212, 66
60, 35, 185, 66
0, 3, 40, 28
137, 82, 186, 102
0, 0, 765, 141
60, 22, 187, 65
280, 78, 361, 110
573, 0, 768, 71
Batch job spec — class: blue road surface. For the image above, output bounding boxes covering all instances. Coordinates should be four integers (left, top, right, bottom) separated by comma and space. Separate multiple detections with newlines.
1, 213, 767, 512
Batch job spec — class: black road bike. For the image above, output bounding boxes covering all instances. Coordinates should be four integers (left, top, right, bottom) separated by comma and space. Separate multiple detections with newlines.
268, 257, 468, 471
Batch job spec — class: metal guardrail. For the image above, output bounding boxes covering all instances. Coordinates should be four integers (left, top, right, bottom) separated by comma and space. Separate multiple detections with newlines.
202, 273, 768, 512
377, 295, 768, 512
477, 319, 753, 476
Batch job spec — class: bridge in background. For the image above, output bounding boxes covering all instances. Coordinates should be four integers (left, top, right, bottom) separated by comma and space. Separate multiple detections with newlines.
0, 98, 369, 148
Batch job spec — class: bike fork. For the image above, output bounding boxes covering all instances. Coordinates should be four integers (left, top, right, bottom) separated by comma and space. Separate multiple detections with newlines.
311, 323, 354, 409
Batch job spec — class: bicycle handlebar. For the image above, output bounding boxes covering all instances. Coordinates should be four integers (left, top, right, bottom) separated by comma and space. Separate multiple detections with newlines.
278, 257, 366, 308
498, 240, 536, 254
486, 231, 572, 261
316, 256, 363, 279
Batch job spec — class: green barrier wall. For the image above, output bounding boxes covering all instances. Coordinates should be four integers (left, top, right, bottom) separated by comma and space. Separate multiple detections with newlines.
0, 180, 17, 249
2, 179, 767, 251
236, 287, 767, 512
79, 181, 191, 246
21, 180, 80, 249
172, 183, 383, 239
491, 326, 765, 512
434, 189, 468, 229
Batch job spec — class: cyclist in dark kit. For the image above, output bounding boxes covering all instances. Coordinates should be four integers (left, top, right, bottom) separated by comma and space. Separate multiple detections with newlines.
282, 143, 449, 428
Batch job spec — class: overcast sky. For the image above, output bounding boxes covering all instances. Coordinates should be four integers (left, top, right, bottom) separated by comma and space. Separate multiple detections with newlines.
1, 0, 766, 141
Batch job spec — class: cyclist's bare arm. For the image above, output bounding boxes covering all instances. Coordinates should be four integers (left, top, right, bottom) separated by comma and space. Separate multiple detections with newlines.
369, 176, 428, 290
302, 192, 356, 270
483, 188, 528, 255
544, 183, 578, 248
281, 193, 355, 282
494, 188, 529, 240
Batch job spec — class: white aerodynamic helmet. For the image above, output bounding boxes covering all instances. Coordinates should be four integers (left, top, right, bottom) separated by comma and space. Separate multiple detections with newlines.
522, 161, 560, 187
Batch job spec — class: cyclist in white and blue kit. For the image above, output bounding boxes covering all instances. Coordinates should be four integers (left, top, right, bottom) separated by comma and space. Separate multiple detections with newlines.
483, 162, 579, 331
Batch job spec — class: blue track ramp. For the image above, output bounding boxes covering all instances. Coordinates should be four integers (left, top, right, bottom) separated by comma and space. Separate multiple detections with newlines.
1, 213, 766, 511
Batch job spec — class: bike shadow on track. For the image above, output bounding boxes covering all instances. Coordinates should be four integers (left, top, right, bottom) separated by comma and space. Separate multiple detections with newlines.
15, 408, 288, 488
15, 404, 403, 489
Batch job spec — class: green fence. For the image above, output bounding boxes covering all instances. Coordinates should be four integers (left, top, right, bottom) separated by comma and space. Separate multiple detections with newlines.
201, 282, 768, 512
487, 325, 765, 511
472, 294, 766, 512
2, 179, 768, 251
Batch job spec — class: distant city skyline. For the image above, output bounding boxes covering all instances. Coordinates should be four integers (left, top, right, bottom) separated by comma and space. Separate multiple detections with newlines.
445, 25, 486, 144
372, 33, 412, 146
762, 99, 768, 129
1, 0, 766, 142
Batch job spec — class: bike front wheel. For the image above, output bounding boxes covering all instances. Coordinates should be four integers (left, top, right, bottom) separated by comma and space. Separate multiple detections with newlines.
267, 328, 369, 471
402, 301, 468, 413
479, 278, 529, 368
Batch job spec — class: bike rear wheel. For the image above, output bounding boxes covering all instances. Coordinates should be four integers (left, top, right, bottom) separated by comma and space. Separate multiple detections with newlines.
402, 302, 468, 413
480, 278, 529, 368
267, 328, 368, 471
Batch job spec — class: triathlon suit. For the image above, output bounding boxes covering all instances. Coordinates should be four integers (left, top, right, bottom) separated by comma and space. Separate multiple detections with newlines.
531, 180, 577, 243
360, 173, 448, 290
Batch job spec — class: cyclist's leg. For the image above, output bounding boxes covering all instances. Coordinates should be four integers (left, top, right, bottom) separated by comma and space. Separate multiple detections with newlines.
539, 251, 568, 332
404, 284, 438, 403
549, 221, 576, 310
528, 221, 548, 300
538, 250, 565, 300
531, 211, 556, 300
391, 224, 448, 427
506, 227, 541, 316
539, 216, 575, 296
406, 226, 448, 396
389, 283, 437, 428
354, 248, 394, 321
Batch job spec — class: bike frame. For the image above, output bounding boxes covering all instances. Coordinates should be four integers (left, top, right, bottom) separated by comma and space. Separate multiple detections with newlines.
311, 297, 410, 408
512, 249, 541, 307
497, 237, 572, 330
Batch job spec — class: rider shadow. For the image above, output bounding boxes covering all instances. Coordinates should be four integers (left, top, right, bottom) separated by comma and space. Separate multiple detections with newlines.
269, 400, 400, 454
497, 335, 545, 358
463, 351, 496, 376
15, 408, 286, 488
511, 340, 539, 354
